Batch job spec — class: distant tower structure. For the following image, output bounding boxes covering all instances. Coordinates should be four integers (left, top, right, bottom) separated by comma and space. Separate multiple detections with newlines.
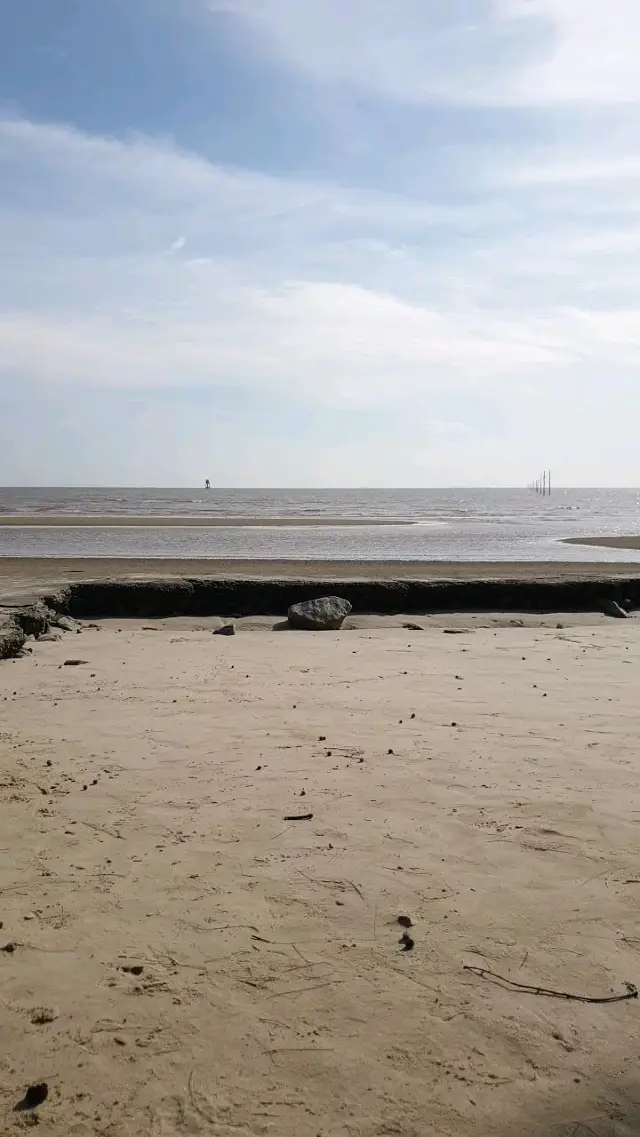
531, 470, 551, 495
205, 479, 210, 490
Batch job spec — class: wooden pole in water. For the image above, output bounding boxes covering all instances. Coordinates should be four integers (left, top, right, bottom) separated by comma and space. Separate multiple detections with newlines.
548, 470, 551, 496
542, 470, 546, 496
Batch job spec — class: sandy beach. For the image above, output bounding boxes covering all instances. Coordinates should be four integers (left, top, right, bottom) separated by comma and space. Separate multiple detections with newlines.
2, 612, 640, 1135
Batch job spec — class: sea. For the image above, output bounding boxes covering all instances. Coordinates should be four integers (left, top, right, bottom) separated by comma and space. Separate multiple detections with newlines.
1, 487, 639, 563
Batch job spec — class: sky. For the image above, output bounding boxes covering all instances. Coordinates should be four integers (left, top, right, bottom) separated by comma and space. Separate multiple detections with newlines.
1, 0, 639, 487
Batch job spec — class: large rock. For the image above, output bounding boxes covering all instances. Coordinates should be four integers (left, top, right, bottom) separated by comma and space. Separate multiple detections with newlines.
0, 617, 26, 660
288, 596, 352, 630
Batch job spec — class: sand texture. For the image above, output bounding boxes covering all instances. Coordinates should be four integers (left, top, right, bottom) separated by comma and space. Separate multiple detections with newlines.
2, 617, 640, 1136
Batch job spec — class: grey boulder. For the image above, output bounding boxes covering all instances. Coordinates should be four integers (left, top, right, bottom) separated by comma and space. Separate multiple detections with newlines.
288, 596, 352, 631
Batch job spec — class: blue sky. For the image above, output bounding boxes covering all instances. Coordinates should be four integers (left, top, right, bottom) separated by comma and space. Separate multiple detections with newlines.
1, 0, 639, 486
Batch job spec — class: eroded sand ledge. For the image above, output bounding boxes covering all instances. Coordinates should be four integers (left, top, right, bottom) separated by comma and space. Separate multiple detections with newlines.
29, 571, 640, 620
3, 566, 640, 658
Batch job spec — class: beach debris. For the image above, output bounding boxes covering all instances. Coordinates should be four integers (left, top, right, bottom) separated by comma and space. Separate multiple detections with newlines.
30, 1007, 57, 1025
602, 599, 628, 619
403, 623, 424, 631
120, 964, 144, 976
214, 624, 235, 636
463, 965, 638, 1004
399, 932, 415, 951
14, 1083, 49, 1112
63, 659, 89, 666
1, 941, 17, 953
443, 628, 471, 635
288, 596, 352, 631
38, 632, 62, 642
397, 915, 413, 928
283, 812, 314, 821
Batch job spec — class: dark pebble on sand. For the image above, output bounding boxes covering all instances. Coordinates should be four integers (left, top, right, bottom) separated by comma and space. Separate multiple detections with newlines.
14, 1083, 49, 1112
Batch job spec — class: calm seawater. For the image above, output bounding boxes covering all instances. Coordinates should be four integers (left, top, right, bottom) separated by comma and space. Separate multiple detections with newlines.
1, 487, 639, 562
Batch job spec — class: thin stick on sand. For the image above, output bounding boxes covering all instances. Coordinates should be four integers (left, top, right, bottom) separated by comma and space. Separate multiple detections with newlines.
463, 965, 638, 1003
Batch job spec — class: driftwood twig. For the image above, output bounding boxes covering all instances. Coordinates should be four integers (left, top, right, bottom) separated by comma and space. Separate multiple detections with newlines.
463, 965, 638, 1004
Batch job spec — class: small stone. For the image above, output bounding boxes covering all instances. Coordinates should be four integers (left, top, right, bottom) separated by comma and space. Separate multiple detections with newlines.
603, 599, 628, 619
15, 1083, 48, 1111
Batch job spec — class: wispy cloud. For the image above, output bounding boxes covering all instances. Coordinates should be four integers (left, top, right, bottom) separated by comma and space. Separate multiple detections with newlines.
206, 0, 640, 105
1, 113, 628, 405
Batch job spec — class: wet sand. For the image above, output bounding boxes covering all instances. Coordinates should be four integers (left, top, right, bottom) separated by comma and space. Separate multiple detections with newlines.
564, 535, 640, 551
2, 617, 640, 1135
0, 516, 411, 528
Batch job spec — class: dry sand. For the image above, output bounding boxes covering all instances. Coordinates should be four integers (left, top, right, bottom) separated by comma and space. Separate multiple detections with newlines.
2, 616, 640, 1136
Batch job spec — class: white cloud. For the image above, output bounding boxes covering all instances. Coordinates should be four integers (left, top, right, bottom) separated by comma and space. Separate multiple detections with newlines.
207, 0, 640, 106
2, 109, 640, 483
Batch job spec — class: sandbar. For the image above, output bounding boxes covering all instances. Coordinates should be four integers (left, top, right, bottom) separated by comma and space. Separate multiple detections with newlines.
563, 535, 640, 550
0, 515, 412, 528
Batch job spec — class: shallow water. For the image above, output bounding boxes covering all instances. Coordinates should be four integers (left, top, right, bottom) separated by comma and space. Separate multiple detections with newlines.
1, 487, 639, 562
